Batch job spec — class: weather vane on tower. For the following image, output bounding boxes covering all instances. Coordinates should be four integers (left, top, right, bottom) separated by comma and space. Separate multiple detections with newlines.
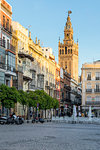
68, 10, 72, 16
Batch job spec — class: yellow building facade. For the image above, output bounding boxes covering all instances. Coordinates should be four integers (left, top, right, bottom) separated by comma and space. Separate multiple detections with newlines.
12, 21, 57, 97
58, 11, 78, 83
81, 61, 100, 116
11, 21, 60, 116
28, 36, 56, 97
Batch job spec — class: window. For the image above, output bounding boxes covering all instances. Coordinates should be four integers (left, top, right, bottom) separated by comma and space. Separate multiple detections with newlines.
65, 47, 67, 54
68, 49, 70, 54
71, 49, 72, 54
7, 39, 9, 49
96, 83, 99, 90
95, 96, 100, 101
62, 92, 64, 99
3, 16, 5, 27
60, 49, 61, 54
6, 19, 9, 30
62, 49, 64, 54
7, 52, 15, 71
3, 37, 5, 48
0, 72, 5, 85
37, 74, 44, 89
95, 72, 100, 80
30, 71, 36, 88
87, 96, 91, 101
87, 72, 91, 80
0, 49, 5, 65
95, 83, 100, 92
87, 83, 91, 89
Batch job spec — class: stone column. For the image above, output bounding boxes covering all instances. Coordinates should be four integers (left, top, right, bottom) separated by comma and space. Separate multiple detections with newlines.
88, 106, 92, 121
73, 105, 77, 121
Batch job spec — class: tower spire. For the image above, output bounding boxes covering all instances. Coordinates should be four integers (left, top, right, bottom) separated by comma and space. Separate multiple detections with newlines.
58, 37, 60, 45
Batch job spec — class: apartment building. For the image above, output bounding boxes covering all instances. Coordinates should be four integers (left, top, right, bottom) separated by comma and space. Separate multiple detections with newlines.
0, 0, 16, 87
81, 61, 100, 116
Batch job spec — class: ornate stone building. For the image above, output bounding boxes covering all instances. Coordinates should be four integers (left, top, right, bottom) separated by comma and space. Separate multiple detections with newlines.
58, 11, 78, 83
81, 61, 100, 116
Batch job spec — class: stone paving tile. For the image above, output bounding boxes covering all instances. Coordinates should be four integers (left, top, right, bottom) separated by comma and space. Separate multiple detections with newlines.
0, 122, 100, 150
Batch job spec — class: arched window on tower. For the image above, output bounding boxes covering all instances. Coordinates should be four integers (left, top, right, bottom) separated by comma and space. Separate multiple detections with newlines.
68, 49, 70, 54
62, 49, 64, 54
60, 49, 61, 54
71, 49, 72, 54
65, 47, 67, 54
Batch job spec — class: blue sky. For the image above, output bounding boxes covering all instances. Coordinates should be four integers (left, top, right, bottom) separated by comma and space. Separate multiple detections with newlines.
7, 0, 100, 75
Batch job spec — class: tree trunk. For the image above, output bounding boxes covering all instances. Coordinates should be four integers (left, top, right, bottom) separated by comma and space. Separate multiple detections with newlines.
23, 105, 26, 120
45, 109, 46, 119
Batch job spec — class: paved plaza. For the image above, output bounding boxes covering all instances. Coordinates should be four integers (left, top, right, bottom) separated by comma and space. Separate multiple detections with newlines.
0, 122, 100, 150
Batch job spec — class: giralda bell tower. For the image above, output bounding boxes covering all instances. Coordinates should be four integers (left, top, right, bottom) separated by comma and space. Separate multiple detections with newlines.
58, 11, 78, 82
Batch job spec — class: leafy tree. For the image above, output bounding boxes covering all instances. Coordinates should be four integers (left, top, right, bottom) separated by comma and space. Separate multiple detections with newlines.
7, 86, 20, 112
34, 90, 58, 118
27, 91, 41, 119
53, 98, 59, 109
0, 84, 19, 116
28, 91, 40, 108
18, 90, 28, 119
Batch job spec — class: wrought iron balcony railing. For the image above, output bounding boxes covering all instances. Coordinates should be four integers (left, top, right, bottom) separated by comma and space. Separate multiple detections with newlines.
95, 77, 100, 80
0, 38, 15, 53
87, 77, 91, 80
86, 89, 92, 93
94, 89, 100, 93
2, 23, 12, 35
86, 101, 100, 105
0, 63, 16, 73
6, 65, 16, 73
0, 62, 6, 70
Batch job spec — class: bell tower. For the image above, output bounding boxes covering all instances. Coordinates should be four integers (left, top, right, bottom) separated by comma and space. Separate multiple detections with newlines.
58, 11, 78, 82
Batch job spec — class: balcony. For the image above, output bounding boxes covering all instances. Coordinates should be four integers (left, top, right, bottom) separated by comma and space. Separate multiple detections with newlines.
18, 51, 34, 61
95, 77, 100, 80
0, 62, 6, 70
23, 70, 32, 81
87, 77, 91, 81
5, 65, 16, 76
6, 65, 16, 73
94, 89, 100, 93
2, 23, 12, 35
49, 54, 55, 60
45, 81, 49, 86
64, 84, 71, 90
86, 89, 92, 93
0, 63, 16, 73
0, 38, 15, 54
86, 101, 100, 105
